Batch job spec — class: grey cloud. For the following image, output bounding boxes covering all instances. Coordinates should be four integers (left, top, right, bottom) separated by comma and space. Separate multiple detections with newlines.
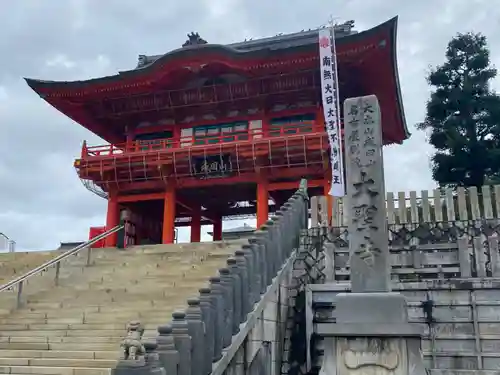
0, 0, 499, 250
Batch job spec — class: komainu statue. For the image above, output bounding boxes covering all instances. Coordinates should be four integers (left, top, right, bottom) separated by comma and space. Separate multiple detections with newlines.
121, 321, 146, 360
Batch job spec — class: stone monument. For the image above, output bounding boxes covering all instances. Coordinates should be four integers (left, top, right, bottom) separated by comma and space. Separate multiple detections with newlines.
318, 95, 427, 375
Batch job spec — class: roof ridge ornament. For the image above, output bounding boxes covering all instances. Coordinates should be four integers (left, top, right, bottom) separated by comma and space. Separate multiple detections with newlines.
137, 55, 147, 68
182, 32, 208, 47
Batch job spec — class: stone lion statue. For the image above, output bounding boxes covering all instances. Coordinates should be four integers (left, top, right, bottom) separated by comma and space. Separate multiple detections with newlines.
121, 321, 146, 360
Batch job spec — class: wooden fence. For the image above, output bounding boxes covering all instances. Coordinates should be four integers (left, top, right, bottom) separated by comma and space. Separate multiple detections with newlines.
311, 185, 500, 227
323, 235, 499, 282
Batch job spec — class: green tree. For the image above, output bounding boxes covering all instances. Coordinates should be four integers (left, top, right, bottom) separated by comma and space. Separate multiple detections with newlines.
417, 32, 500, 188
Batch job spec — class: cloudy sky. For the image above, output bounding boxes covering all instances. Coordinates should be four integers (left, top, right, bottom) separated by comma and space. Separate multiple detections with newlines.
0, 0, 498, 251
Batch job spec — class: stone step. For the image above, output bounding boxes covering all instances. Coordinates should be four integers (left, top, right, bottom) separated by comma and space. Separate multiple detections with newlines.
76, 275, 213, 286
0, 322, 162, 331
0, 365, 111, 375
0, 243, 239, 375
16, 278, 212, 294
0, 329, 127, 338
0, 337, 122, 344
0, 279, 214, 297
14, 281, 213, 296
1, 255, 225, 279
1, 330, 158, 340
0, 343, 117, 352
0, 350, 117, 360
22, 292, 197, 304
0, 358, 118, 368
0, 318, 84, 325
84, 270, 221, 281
2, 311, 172, 323
11, 306, 147, 315
12, 299, 181, 310
88, 254, 229, 262
26, 300, 188, 311
84, 258, 225, 268
7, 276, 214, 292
8, 306, 179, 318
0, 315, 167, 325
86, 253, 233, 265
27, 282, 211, 295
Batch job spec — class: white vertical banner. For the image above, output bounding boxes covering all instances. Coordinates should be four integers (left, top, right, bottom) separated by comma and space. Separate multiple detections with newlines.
318, 28, 345, 197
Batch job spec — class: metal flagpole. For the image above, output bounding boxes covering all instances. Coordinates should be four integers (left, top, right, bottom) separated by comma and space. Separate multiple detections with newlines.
328, 16, 345, 196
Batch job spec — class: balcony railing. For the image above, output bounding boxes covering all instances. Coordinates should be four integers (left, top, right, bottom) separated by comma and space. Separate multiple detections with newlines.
82, 121, 330, 159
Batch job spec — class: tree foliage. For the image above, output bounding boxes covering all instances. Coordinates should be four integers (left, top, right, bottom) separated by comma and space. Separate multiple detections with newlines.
417, 32, 500, 188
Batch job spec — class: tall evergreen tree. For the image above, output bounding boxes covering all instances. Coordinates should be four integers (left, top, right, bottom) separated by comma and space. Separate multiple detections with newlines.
417, 32, 500, 188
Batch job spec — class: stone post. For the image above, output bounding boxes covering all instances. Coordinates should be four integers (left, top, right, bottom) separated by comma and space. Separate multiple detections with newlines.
278, 205, 292, 258
293, 193, 307, 235
297, 183, 309, 230
185, 299, 204, 375
264, 220, 279, 276
253, 229, 272, 290
209, 276, 224, 362
248, 235, 267, 294
270, 220, 283, 269
282, 202, 295, 251
240, 244, 258, 304
156, 325, 179, 375
144, 341, 167, 375
227, 257, 242, 333
317, 95, 426, 375
198, 287, 214, 374
218, 267, 234, 348
113, 352, 166, 375
171, 311, 191, 375
234, 249, 250, 317
271, 215, 284, 264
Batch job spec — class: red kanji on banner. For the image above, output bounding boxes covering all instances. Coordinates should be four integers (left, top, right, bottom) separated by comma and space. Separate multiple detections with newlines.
319, 36, 330, 48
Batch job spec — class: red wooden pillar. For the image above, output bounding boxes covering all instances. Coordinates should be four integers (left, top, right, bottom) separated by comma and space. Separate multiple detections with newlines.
256, 176, 269, 228
213, 218, 222, 241
262, 114, 271, 138
162, 183, 176, 244
105, 194, 119, 247
191, 206, 201, 243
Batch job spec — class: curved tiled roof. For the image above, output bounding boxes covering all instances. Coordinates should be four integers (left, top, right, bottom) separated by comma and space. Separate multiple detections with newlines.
24, 17, 409, 144
135, 21, 357, 69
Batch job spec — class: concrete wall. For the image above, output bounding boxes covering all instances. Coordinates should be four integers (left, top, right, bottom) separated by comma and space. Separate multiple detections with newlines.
309, 279, 500, 372
210, 251, 295, 375
216, 226, 328, 375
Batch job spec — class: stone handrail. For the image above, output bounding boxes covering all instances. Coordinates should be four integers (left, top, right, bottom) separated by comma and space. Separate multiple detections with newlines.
115, 180, 310, 375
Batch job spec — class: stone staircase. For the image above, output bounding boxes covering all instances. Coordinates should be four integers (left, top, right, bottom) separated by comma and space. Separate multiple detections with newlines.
0, 240, 245, 375
0, 251, 63, 285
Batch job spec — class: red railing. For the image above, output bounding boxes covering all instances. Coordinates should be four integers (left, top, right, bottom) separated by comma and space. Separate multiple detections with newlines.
82, 121, 332, 159
94, 70, 317, 117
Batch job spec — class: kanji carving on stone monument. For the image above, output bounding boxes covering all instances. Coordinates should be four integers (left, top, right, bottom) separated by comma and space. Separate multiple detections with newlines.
344, 95, 390, 293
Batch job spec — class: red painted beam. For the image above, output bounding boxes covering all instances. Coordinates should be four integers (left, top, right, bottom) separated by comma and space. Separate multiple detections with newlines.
108, 166, 324, 193
268, 179, 324, 191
